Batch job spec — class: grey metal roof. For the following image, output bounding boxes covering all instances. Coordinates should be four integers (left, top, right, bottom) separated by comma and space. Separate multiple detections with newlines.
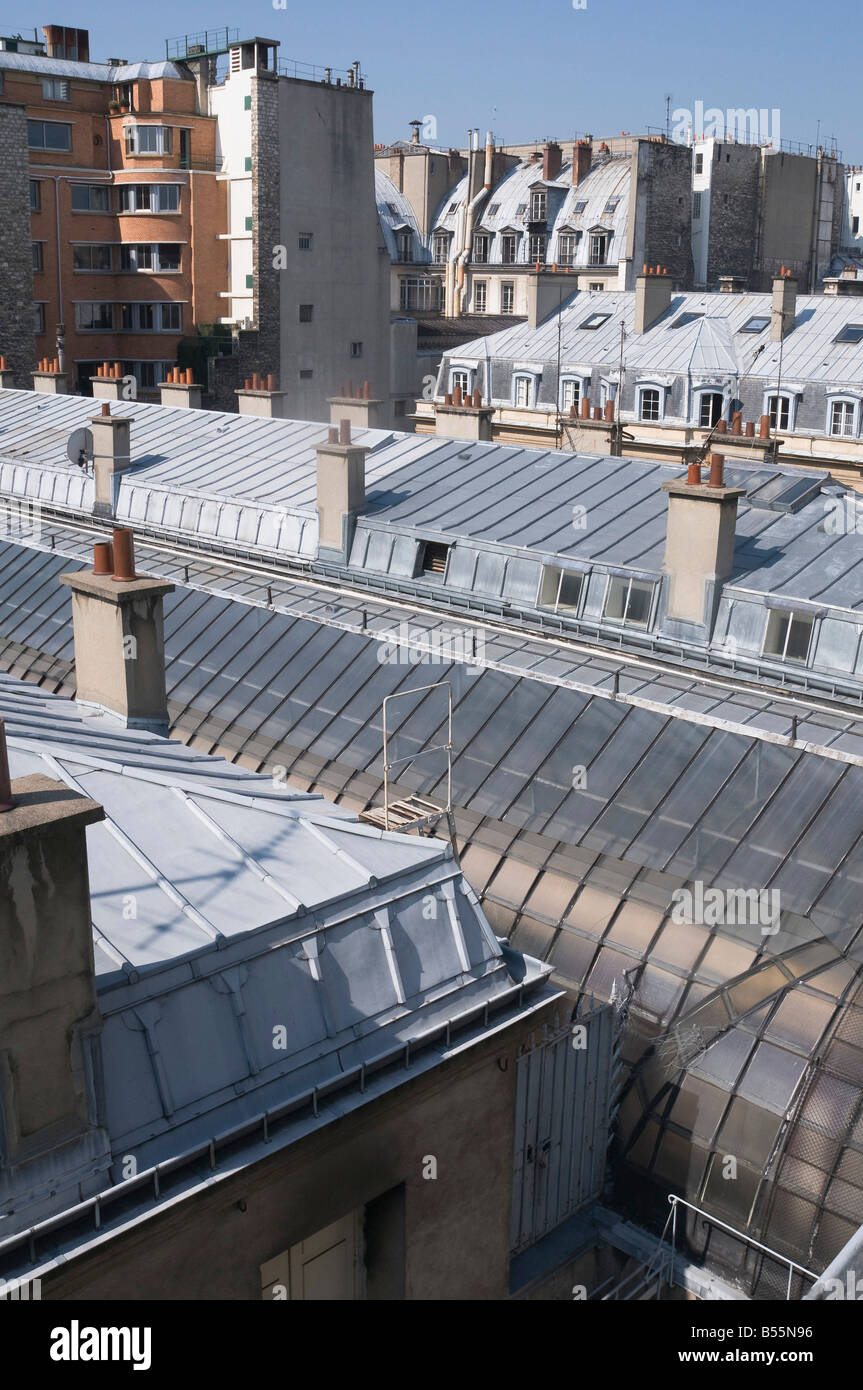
0, 50, 190, 81
376, 169, 425, 262
0, 665, 552, 1238
447, 285, 863, 389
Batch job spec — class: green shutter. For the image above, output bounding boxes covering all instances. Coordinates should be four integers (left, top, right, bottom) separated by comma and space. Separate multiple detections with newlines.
245, 274, 254, 289
244, 95, 251, 111
244, 156, 252, 171
245, 216, 252, 231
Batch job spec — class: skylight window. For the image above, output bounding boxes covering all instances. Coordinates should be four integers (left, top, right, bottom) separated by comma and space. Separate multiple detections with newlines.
580, 311, 612, 330
739, 315, 770, 333
385, 202, 398, 216
447, 201, 458, 214
604, 199, 620, 214
516, 203, 527, 216
835, 323, 863, 344
488, 202, 500, 216
574, 200, 587, 213
672, 312, 704, 329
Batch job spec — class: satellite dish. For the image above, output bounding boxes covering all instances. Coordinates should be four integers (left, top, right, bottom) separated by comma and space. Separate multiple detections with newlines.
67, 426, 93, 469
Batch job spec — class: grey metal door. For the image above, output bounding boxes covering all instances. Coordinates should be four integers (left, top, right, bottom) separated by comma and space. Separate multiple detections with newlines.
511, 1001, 614, 1252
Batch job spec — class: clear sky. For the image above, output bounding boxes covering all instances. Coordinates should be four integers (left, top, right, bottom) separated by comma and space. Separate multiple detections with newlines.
8, 0, 860, 160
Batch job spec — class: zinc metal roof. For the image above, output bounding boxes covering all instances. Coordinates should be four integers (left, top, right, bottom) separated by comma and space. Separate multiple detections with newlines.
376, 169, 425, 261
0, 50, 190, 82
447, 285, 863, 387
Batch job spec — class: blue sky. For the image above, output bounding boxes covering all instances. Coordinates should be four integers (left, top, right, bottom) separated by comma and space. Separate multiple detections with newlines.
15, 0, 861, 159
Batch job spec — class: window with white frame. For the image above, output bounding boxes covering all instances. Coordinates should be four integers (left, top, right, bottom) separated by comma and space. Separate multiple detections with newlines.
42, 78, 70, 101
829, 399, 858, 437
399, 276, 442, 311
71, 183, 110, 213
472, 232, 489, 263
530, 190, 547, 220
528, 233, 547, 263
501, 281, 515, 314
589, 230, 609, 265
396, 229, 413, 262
118, 184, 180, 213
432, 233, 449, 263
699, 391, 724, 427
763, 608, 814, 664
538, 565, 584, 614
588, 282, 603, 291
474, 281, 487, 312
125, 125, 173, 155
513, 374, 536, 408
450, 368, 471, 397
603, 575, 655, 628
560, 378, 581, 412
500, 232, 518, 264
638, 387, 662, 421
120, 244, 181, 272
767, 393, 792, 430
558, 231, 577, 265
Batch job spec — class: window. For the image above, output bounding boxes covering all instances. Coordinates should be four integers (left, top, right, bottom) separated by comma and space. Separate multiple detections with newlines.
125, 125, 173, 156
450, 369, 469, 397
120, 244, 181, 272
530, 190, 547, 221
432, 233, 449, 263
539, 565, 583, 614
73, 244, 112, 271
558, 232, 576, 266
574, 200, 587, 214
604, 576, 654, 628
639, 387, 661, 421
830, 400, 857, 436
501, 232, 518, 264
299, 369, 313, 379
834, 323, 863, 344
447, 201, 458, 214
560, 378, 581, 412
41, 78, 70, 101
106, 302, 182, 332
28, 120, 71, 151
487, 203, 499, 217
672, 312, 703, 329
853, 217, 860, 236
767, 394, 791, 430
580, 311, 611, 330
299, 304, 313, 322
693, 191, 702, 218
350, 341, 363, 358
695, 152, 704, 173
589, 282, 603, 291
71, 184, 110, 213
474, 281, 487, 312
118, 184, 180, 213
399, 277, 442, 311
699, 392, 724, 427
31, 242, 43, 272
528, 232, 547, 263
472, 232, 489, 263
34, 303, 45, 334
589, 230, 609, 265
75, 302, 114, 331
29, 180, 41, 212
604, 199, 620, 215
739, 314, 770, 333
501, 282, 514, 314
396, 229, 413, 262
513, 374, 535, 407
763, 609, 813, 664
298, 233, 312, 250
419, 541, 449, 576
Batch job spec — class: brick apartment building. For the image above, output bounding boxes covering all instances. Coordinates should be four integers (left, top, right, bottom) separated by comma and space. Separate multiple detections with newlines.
0, 24, 390, 419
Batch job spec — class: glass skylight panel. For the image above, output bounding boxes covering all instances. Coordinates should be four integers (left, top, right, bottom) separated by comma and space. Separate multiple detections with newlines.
739, 314, 770, 333
834, 323, 863, 344
580, 311, 612, 330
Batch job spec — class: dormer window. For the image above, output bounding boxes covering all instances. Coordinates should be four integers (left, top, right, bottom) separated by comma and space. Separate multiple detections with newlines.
767, 393, 792, 430
763, 609, 813, 664
513, 373, 538, 408
473, 232, 489, 263
419, 540, 450, 576
603, 576, 655, 628
396, 229, 413, 262
500, 231, 518, 264
828, 397, 860, 437
538, 565, 584, 614
528, 232, 547, 263
698, 390, 724, 427
588, 229, 610, 265
559, 377, 582, 412
574, 200, 587, 214
558, 230, 582, 266
432, 232, 449, 263
530, 190, 547, 221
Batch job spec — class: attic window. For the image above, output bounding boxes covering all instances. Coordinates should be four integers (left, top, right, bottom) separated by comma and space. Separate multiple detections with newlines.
603, 576, 654, 628
516, 203, 527, 216
488, 203, 500, 216
739, 315, 770, 333
672, 312, 704, 329
447, 201, 458, 214
835, 324, 863, 344
419, 541, 450, 576
574, 200, 587, 213
580, 311, 611, 330
604, 198, 619, 214
385, 202, 398, 215
763, 609, 813, 664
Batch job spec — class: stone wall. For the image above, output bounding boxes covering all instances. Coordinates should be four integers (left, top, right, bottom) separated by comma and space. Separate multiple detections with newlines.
0, 104, 36, 385
235, 74, 282, 392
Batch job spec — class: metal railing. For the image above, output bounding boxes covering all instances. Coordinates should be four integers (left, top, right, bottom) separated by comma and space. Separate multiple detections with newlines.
668, 1195, 819, 1300
277, 58, 365, 87
165, 28, 239, 60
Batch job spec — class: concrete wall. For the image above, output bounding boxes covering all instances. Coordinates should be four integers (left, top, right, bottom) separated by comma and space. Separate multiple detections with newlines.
35, 1000, 560, 1300
628, 141, 693, 289
0, 103, 36, 385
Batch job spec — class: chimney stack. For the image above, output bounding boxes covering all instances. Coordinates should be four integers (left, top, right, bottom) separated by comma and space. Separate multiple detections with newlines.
633, 266, 673, 333
236, 374, 289, 418
543, 141, 563, 182
32, 358, 68, 394
90, 362, 127, 402
572, 138, 592, 186
661, 459, 744, 628
60, 532, 175, 733
315, 422, 368, 566
0, 752, 107, 1197
327, 382, 386, 431
159, 367, 202, 410
771, 272, 797, 340
91, 402, 132, 517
